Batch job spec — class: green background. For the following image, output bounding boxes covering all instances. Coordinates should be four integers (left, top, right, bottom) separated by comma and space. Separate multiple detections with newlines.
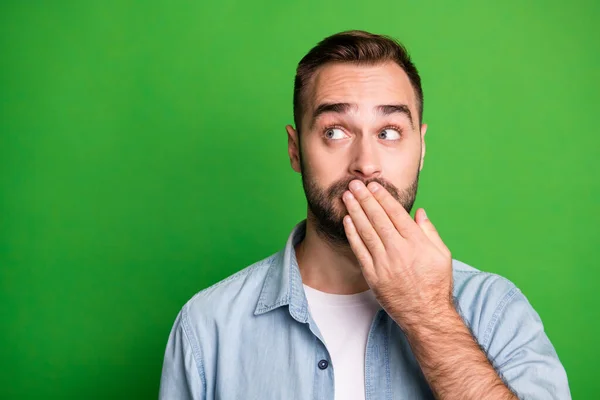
1, 0, 598, 398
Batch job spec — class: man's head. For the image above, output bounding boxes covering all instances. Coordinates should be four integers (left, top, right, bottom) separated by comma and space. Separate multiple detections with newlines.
286, 30, 427, 247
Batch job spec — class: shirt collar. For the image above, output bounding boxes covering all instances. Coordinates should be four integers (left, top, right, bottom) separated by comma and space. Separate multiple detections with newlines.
254, 219, 310, 323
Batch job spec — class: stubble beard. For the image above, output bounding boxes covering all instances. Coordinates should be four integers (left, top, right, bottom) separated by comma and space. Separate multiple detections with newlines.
299, 152, 420, 248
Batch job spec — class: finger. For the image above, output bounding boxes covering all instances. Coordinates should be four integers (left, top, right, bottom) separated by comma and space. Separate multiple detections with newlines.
343, 215, 374, 276
348, 180, 403, 249
342, 189, 386, 258
415, 208, 451, 256
367, 181, 420, 239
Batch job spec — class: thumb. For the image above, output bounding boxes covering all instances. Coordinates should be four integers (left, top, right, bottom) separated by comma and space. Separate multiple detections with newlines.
415, 208, 450, 255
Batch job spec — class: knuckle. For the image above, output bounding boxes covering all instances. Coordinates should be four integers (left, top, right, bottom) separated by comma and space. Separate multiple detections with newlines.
360, 229, 377, 245
378, 223, 396, 238
391, 210, 406, 223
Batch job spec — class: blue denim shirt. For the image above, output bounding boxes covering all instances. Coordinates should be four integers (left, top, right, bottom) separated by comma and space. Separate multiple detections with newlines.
159, 220, 571, 399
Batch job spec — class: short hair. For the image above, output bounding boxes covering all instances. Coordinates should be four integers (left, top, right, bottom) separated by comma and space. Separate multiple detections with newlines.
293, 30, 424, 134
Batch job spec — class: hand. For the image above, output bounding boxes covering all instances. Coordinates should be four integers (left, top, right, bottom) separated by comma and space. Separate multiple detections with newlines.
341, 179, 454, 329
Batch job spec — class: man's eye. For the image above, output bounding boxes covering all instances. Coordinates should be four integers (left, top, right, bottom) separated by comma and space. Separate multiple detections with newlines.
324, 128, 346, 140
378, 128, 402, 140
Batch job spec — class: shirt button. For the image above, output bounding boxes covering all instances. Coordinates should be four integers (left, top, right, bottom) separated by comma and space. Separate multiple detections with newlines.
318, 359, 329, 370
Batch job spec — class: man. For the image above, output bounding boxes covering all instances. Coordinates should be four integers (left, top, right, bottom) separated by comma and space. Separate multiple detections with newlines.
159, 30, 571, 399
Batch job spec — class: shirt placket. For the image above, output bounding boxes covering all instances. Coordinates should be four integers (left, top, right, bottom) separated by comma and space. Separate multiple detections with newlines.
365, 310, 392, 400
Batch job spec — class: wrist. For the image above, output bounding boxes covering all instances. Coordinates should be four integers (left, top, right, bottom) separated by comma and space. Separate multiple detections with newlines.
396, 299, 459, 337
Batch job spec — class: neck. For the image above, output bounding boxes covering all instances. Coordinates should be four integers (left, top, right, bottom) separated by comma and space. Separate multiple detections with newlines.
295, 211, 371, 295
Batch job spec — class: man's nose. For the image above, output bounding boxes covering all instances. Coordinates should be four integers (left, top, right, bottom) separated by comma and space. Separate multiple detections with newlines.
349, 137, 382, 179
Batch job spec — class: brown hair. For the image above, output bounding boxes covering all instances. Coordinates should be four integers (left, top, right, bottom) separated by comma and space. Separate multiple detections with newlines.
293, 30, 424, 134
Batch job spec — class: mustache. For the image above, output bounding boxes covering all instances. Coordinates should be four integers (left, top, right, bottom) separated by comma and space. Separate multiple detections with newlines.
326, 176, 400, 200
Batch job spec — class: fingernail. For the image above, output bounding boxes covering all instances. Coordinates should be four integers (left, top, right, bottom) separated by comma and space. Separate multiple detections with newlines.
422, 209, 428, 220
349, 180, 362, 192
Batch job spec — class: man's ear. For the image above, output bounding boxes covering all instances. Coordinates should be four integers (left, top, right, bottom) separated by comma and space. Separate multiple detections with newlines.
286, 124, 302, 173
419, 123, 427, 172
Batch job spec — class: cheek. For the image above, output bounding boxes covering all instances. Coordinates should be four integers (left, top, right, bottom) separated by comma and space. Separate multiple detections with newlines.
304, 144, 346, 176
382, 145, 421, 169
380, 148, 422, 186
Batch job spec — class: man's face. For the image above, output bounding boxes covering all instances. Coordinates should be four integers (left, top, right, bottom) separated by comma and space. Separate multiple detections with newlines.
287, 62, 427, 246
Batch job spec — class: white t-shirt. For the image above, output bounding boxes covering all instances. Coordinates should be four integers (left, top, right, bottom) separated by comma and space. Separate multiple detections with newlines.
303, 284, 382, 400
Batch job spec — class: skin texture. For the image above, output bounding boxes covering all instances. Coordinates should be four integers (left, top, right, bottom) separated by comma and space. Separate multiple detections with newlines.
286, 61, 518, 399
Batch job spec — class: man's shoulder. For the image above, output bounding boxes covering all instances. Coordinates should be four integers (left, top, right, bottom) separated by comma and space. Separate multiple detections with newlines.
451, 258, 518, 297
450, 258, 522, 342
181, 250, 281, 323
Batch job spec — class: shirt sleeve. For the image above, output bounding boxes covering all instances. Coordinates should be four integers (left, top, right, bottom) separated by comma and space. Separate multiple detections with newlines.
159, 308, 206, 400
483, 286, 571, 400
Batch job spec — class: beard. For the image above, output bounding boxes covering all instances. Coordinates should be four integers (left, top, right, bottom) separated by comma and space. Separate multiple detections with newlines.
300, 155, 420, 248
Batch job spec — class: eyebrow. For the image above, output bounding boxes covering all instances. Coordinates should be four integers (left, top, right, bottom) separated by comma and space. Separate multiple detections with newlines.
310, 102, 414, 129
377, 104, 414, 126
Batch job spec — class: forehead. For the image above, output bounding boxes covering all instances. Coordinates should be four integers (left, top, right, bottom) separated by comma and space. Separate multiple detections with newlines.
306, 62, 417, 112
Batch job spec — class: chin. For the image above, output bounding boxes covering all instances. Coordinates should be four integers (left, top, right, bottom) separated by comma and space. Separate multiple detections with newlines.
333, 202, 347, 220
